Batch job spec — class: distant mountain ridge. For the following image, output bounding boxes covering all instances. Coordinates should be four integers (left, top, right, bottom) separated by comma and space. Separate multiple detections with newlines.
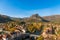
43, 15, 60, 22
0, 14, 12, 23
0, 14, 60, 23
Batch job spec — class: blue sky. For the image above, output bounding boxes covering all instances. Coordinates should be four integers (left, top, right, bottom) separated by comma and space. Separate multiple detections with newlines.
0, 0, 60, 18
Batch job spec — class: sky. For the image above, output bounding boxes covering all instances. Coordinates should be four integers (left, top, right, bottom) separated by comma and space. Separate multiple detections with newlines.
0, 0, 60, 18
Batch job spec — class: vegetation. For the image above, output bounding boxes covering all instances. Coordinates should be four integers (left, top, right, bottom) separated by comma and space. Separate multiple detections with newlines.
0, 14, 60, 40
37, 35, 44, 40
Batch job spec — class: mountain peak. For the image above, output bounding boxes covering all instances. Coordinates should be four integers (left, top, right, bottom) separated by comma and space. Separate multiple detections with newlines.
30, 14, 41, 18
27, 14, 49, 22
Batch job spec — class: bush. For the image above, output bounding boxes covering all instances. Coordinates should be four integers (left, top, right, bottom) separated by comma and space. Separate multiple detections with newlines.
37, 35, 44, 40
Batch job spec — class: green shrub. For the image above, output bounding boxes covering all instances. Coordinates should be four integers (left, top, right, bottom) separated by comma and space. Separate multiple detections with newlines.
37, 35, 44, 40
